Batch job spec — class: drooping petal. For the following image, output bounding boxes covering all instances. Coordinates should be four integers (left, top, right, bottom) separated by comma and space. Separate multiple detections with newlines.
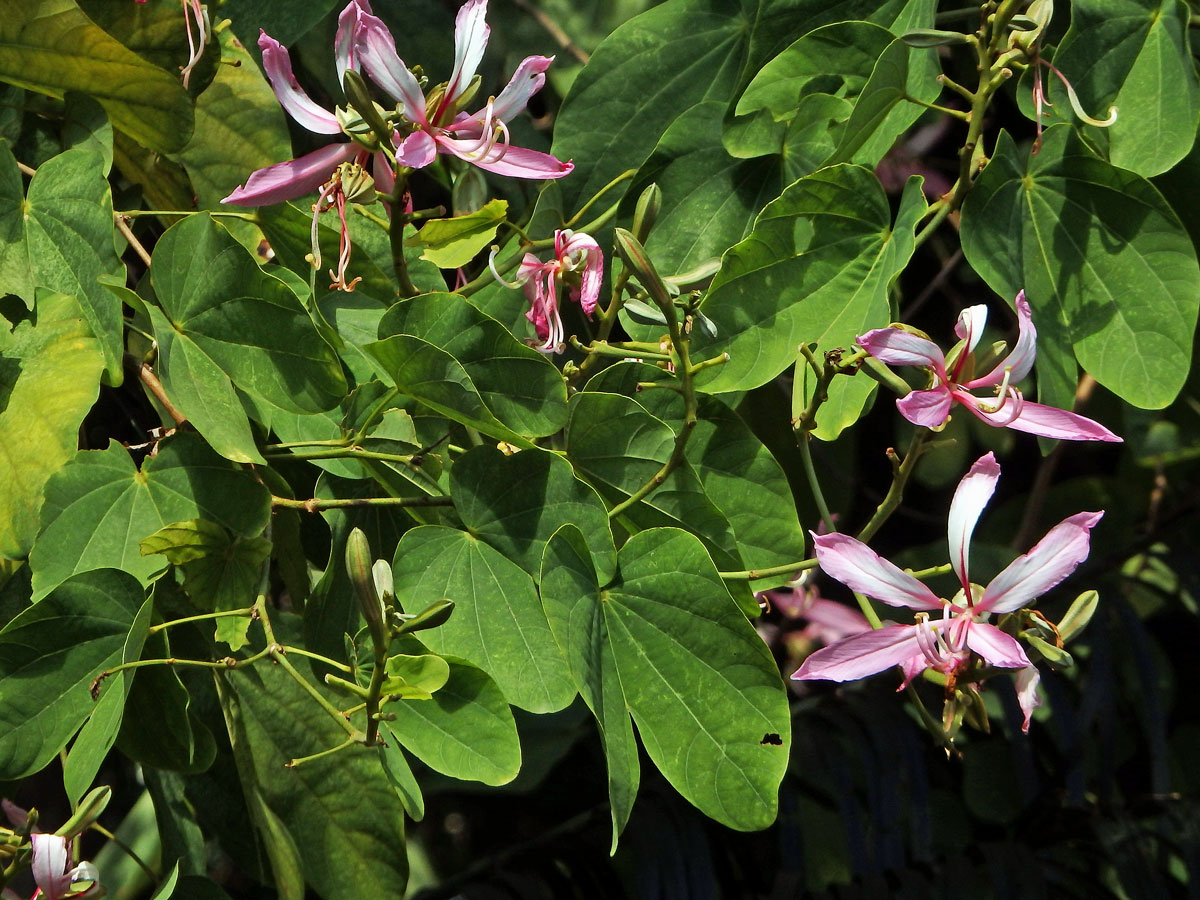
792, 625, 923, 681
436, 136, 573, 179
371, 147, 396, 199
356, 11, 428, 124
31, 833, 72, 900
1, 798, 27, 828
812, 532, 942, 610
490, 55, 553, 122
335, 0, 373, 88
258, 32, 341, 135
952, 304, 989, 353
1014, 665, 1042, 733
396, 130, 438, 168
896, 386, 953, 428
963, 621, 1031, 668
222, 142, 358, 206
966, 291, 1037, 387
978, 511, 1103, 614
446, 0, 490, 107
857, 327, 947, 372
947, 452, 1000, 591
563, 230, 602, 316
988, 400, 1122, 442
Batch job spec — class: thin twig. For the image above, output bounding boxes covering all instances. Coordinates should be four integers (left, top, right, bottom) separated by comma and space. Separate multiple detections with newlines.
511, 0, 589, 63
137, 362, 187, 426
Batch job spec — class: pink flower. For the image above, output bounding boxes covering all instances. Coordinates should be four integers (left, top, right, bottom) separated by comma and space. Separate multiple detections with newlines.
355, 0, 573, 179
793, 452, 1102, 730
859, 292, 1121, 442
762, 584, 871, 646
222, 1, 395, 207
29, 834, 102, 900
492, 229, 601, 353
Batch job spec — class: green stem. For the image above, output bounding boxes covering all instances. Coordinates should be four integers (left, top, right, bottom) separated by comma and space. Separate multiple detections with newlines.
859, 356, 913, 397
906, 96, 970, 120
718, 557, 819, 582
905, 682, 957, 752
563, 168, 636, 229
270, 495, 454, 512
148, 607, 255, 635
89, 824, 158, 885
799, 435, 836, 534
910, 563, 953, 581
388, 175, 419, 298
264, 448, 418, 466
570, 337, 673, 362
856, 430, 931, 545
285, 735, 360, 769
281, 646, 354, 674
853, 590, 884, 630
913, 199, 951, 250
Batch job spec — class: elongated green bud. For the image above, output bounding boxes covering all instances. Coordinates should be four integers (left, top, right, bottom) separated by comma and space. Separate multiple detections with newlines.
632, 183, 662, 243
394, 598, 455, 636
1026, 634, 1074, 668
613, 228, 672, 310
341, 69, 391, 150
1058, 590, 1098, 643
56, 786, 111, 838
346, 528, 387, 649
900, 28, 971, 47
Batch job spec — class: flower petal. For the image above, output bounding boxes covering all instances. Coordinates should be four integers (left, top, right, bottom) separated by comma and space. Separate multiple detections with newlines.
979, 510, 1103, 614
964, 621, 1031, 668
896, 386, 953, 428
436, 137, 573, 179
1014, 665, 1041, 733
335, 0, 372, 88
356, 11, 428, 124
31, 833, 72, 900
966, 291, 1037, 387
563, 230, 602, 316
222, 142, 357, 206
258, 32, 341, 134
491, 55, 553, 122
992, 401, 1122, 442
396, 130, 437, 169
812, 532, 942, 610
947, 452, 1000, 591
446, 0, 490, 107
371, 147, 396, 200
953, 304, 989, 353
857, 327, 946, 372
792, 625, 922, 681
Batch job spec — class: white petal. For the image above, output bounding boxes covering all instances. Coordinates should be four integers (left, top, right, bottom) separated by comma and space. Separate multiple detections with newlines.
947, 453, 1000, 591
979, 511, 1103, 614
813, 533, 942, 610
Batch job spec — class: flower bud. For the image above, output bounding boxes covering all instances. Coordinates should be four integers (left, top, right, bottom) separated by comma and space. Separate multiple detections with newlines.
613, 228, 671, 309
341, 69, 391, 150
1058, 590, 1098, 642
900, 28, 971, 47
393, 598, 455, 636
55, 786, 111, 839
632, 183, 662, 244
346, 528, 387, 650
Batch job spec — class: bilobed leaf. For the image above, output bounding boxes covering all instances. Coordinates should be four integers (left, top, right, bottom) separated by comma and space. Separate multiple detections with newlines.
692, 166, 926, 394
386, 658, 521, 786
30, 435, 270, 600
448, 445, 617, 582
0, 146, 125, 379
62, 596, 153, 806
216, 635, 408, 900
140, 519, 272, 650
960, 126, 1200, 410
540, 525, 640, 851
377, 292, 568, 438
413, 199, 508, 269
150, 213, 347, 415
0, 290, 103, 560
0, 0, 193, 153
0, 569, 145, 780
391, 525, 576, 713
1053, 0, 1199, 176
381, 653, 451, 700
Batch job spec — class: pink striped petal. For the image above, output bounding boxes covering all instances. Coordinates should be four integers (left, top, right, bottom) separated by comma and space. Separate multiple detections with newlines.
812, 532, 942, 610
437, 137, 573, 179
397, 130, 438, 168
792, 625, 923, 681
446, 0, 490, 108
357, 12, 428, 124
997, 401, 1121, 442
258, 32, 341, 135
966, 291, 1037, 387
947, 452, 1000, 591
492, 56, 553, 122
953, 304, 988, 353
979, 511, 1103, 614
858, 327, 947, 372
1015, 665, 1041, 733
964, 621, 1031, 668
563, 230, 602, 315
31, 834, 72, 900
335, 0, 372, 88
896, 386, 953, 428
222, 142, 357, 206
372, 147, 395, 199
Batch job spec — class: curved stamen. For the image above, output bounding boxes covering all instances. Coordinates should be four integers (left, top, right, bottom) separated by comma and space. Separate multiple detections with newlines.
976, 366, 1015, 413
488, 245, 526, 289
310, 176, 341, 272
1043, 61, 1118, 128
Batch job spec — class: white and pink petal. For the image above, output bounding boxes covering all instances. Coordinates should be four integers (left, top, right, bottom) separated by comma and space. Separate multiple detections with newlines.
812, 532, 942, 610
792, 625, 924, 682
979, 511, 1103, 614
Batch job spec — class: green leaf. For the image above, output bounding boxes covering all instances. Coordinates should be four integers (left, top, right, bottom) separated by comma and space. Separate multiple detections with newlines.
216, 628, 409, 900
141, 520, 272, 650
542, 526, 790, 832
386, 657, 521, 786
413, 199, 508, 268
222, 0, 340, 52
0, 569, 145, 779
376, 292, 568, 439
151, 213, 347, 414
0, 290, 103, 559
448, 444, 617, 582
381, 652, 451, 700
30, 435, 271, 601
0, 146, 125, 380
173, 26, 292, 208
960, 126, 1200, 410
377, 727, 425, 821
540, 525, 640, 851
1054, 0, 1200, 176
692, 166, 927, 393
565, 391, 745, 576
0, 0, 193, 153
63, 92, 112, 175
391, 525, 576, 712
62, 596, 153, 807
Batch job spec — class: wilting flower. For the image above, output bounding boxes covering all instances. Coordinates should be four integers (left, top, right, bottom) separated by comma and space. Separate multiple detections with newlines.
29, 834, 103, 900
356, 0, 573, 179
793, 452, 1103, 731
222, 1, 394, 208
858, 292, 1121, 442
491, 229, 601, 353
